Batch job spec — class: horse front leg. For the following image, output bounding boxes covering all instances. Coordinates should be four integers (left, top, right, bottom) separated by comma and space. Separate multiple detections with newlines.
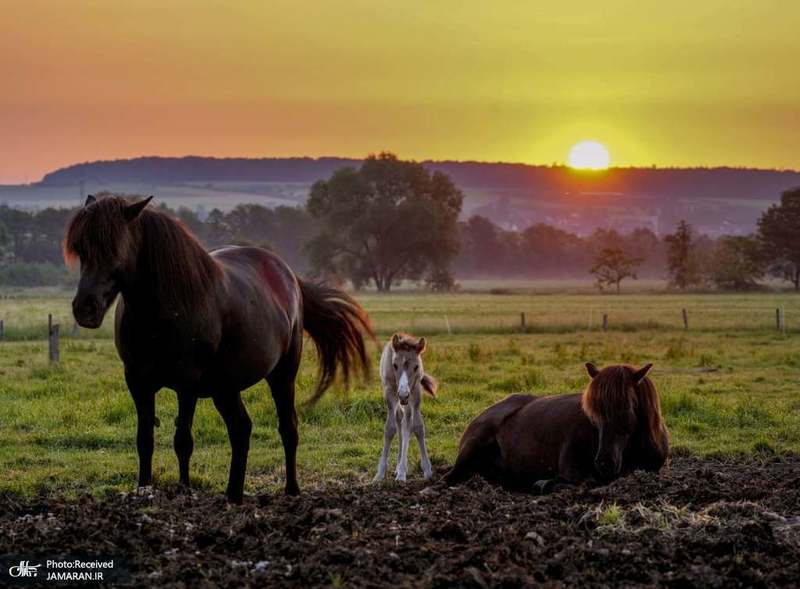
395, 409, 411, 482
213, 392, 252, 504
174, 392, 198, 487
127, 376, 159, 490
412, 409, 433, 479
374, 408, 397, 482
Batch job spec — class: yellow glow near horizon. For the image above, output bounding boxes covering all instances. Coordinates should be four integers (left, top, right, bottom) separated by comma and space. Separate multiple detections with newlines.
1, 1, 800, 182
568, 141, 610, 170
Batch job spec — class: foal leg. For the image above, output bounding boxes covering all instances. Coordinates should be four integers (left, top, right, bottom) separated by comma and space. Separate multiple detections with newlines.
395, 409, 412, 482
173, 392, 197, 486
374, 408, 397, 482
413, 409, 433, 479
267, 371, 300, 497
127, 375, 159, 489
213, 392, 253, 504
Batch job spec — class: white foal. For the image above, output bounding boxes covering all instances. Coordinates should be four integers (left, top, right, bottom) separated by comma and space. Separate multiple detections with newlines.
374, 333, 438, 482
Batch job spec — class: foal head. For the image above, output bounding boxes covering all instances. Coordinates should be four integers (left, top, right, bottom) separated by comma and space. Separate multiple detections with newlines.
389, 333, 428, 406
581, 362, 663, 480
64, 194, 153, 328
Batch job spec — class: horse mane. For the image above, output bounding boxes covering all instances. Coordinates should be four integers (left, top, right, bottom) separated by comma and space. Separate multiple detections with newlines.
391, 332, 422, 352
64, 195, 220, 314
581, 365, 666, 449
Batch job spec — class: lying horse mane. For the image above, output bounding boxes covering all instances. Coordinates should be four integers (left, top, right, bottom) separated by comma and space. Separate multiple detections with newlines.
64, 195, 220, 314
581, 365, 666, 449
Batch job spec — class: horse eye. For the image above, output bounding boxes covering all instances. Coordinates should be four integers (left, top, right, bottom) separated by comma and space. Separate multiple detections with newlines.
414, 366, 419, 372
393, 363, 398, 370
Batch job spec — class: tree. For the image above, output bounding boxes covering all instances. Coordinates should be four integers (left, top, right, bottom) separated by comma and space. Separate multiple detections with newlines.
664, 220, 703, 289
0, 219, 8, 264
590, 247, 644, 293
757, 187, 800, 290
306, 153, 463, 291
521, 223, 587, 275
708, 236, 764, 290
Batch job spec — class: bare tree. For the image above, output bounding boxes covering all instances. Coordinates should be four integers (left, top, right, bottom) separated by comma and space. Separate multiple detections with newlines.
590, 247, 644, 294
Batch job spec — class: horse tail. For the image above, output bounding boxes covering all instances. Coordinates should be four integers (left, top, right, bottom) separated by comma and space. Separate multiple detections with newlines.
298, 279, 375, 406
421, 373, 438, 397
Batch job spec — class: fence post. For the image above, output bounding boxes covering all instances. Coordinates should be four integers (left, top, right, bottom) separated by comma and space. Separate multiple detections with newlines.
602, 313, 608, 332
0, 319, 4, 341
71, 321, 80, 337
682, 308, 689, 330
48, 314, 60, 364
781, 305, 787, 336
777, 308, 782, 331
444, 315, 452, 335
520, 312, 526, 333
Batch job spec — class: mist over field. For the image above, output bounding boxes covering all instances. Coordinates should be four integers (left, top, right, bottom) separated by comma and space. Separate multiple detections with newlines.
4, 156, 800, 236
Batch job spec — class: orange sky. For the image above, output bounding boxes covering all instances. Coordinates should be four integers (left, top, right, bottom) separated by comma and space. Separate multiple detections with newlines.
1, 0, 799, 183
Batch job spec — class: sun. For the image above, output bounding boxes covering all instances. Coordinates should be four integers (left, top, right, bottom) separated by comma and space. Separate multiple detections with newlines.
568, 140, 611, 170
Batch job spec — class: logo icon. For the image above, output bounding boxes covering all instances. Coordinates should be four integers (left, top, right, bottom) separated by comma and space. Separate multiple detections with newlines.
9, 561, 41, 578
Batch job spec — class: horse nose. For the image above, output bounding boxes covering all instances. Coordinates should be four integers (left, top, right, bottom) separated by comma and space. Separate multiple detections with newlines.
73, 295, 97, 316
73, 295, 100, 325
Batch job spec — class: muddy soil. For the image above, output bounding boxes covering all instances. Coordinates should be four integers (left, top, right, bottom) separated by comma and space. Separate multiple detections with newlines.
1, 454, 799, 588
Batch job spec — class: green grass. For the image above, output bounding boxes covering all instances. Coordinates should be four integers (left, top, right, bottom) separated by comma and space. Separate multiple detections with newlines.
3, 286, 800, 340
1, 288, 800, 496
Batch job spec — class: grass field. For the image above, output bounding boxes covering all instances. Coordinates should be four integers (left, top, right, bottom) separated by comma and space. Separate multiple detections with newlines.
1, 286, 799, 497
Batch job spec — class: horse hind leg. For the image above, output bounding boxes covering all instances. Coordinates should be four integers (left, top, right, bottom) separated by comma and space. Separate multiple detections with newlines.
443, 428, 495, 486
213, 392, 253, 504
266, 341, 302, 496
395, 409, 411, 482
412, 410, 433, 479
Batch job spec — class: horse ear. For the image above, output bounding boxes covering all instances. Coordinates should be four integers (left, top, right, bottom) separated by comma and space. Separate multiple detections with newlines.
416, 337, 427, 354
124, 195, 153, 222
585, 362, 600, 379
633, 363, 653, 384
391, 333, 402, 352
84, 194, 96, 207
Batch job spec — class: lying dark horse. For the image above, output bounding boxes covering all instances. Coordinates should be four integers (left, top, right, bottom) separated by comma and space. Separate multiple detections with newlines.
65, 194, 373, 503
444, 363, 669, 492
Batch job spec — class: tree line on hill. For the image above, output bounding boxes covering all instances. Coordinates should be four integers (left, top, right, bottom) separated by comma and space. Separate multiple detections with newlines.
1, 153, 800, 292
41, 155, 800, 204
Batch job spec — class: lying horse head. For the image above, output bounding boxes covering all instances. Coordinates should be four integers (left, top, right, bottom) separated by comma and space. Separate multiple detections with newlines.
581, 363, 665, 481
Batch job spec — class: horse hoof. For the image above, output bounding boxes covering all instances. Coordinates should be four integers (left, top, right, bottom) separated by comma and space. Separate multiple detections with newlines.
136, 485, 154, 498
422, 470, 433, 480
395, 473, 407, 482
533, 480, 554, 495
372, 474, 385, 484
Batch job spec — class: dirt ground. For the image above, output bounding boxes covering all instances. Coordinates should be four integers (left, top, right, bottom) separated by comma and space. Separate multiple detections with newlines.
1, 454, 799, 588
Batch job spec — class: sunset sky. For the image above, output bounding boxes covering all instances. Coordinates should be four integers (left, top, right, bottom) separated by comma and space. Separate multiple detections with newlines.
2, 0, 799, 183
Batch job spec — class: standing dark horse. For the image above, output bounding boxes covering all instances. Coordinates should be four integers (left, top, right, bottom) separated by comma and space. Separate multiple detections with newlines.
443, 363, 669, 492
65, 194, 373, 503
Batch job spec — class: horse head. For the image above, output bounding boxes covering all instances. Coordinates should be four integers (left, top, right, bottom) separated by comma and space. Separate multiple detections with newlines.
581, 362, 662, 480
389, 333, 429, 405
64, 194, 152, 328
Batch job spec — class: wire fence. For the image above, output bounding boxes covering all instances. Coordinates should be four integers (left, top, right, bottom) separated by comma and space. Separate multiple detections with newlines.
0, 305, 793, 350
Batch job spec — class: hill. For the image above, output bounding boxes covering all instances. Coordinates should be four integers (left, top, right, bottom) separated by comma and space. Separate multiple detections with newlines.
9, 156, 800, 235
